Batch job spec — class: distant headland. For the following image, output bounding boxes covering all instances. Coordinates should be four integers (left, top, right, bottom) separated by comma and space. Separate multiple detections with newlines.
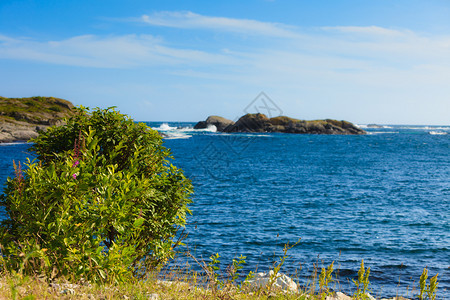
195, 114, 366, 135
0, 96, 366, 144
0, 96, 74, 143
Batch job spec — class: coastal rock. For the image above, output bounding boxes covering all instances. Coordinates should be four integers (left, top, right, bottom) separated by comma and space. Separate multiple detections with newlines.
367, 124, 383, 128
326, 292, 352, 300
245, 270, 297, 293
218, 113, 365, 135
224, 113, 273, 133
0, 96, 74, 143
0, 132, 13, 143
11, 130, 39, 141
194, 115, 234, 131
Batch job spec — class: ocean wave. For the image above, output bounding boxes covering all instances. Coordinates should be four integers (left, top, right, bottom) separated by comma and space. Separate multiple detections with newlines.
357, 124, 392, 129
152, 123, 177, 131
399, 126, 450, 130
153, 123, 217, 134
0, 142, 28, 146
180, 125, 217, 133
367, 131, 399, 135
429, 131, 448, 135
164, 132, 192, 140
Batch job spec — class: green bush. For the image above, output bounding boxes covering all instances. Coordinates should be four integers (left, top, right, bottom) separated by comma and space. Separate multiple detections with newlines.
0, 107, 193, 283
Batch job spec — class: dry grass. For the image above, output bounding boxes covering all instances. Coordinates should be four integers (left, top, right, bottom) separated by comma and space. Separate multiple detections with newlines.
0, 273, 309, 300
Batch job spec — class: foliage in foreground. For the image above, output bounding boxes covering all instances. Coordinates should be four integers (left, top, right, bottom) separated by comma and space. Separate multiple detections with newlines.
0, 254, 442, 300
0, 107, 193, 283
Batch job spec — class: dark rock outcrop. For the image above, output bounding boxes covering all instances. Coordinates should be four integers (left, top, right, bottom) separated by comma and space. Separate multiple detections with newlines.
197, 113, 366, 135
194, 115, 235, 131
224, 113, 272, 133
0, 96, 74, 143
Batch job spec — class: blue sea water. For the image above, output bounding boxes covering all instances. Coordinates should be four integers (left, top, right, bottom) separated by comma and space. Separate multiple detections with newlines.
1, 124, 449, 298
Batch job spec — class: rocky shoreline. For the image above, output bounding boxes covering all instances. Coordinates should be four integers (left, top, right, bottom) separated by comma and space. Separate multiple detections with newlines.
195, 114, 366, 135
0, 96, 74, 143
1, 98, 366, 143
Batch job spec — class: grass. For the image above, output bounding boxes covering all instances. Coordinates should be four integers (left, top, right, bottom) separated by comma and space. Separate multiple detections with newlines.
0, 248, 442, 300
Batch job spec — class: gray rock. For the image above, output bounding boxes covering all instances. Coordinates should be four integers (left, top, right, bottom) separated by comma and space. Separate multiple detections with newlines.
224, 113, 273, 133
222, 113, 366, 135
12, 130, 39, 141
326, 292, 352, 300
0, 132, 13, 143
194, 115, 235, 131
245, 270, 298, 293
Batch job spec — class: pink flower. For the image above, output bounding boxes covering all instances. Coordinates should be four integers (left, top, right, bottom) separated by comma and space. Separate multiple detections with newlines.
72, 160, 79, 167
72, 173, 77, 179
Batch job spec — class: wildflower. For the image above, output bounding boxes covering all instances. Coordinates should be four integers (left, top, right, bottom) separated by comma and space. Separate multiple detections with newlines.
13, 160, 25, 195
72, 160, 79, 167
72, 173, 77, 179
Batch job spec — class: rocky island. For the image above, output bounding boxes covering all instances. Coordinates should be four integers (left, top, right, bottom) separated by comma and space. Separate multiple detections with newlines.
195, 113, 366, 135
0, 96, 74, 143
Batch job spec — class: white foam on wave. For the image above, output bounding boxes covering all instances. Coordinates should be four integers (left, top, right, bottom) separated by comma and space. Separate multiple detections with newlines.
368, 131, 399, 135
180, 124, 217, 133
0, 142, 27, 146
152, 122, 219, 139
164, 132, 192, 140
206, 124, 217, 132
399, 126, 450, 130
153, 123, 177, 131
229, 133, 272, 138
357, 124, 392, 129
429, 131, 448, 135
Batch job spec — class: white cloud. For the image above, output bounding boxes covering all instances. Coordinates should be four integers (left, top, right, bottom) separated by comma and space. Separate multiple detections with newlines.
2, 12, 449, 124
139, 11, 299, 38
321, 25, 409, 37
0, 34, 237, 68
1, 12, 450, 123
2, 14, 449, 71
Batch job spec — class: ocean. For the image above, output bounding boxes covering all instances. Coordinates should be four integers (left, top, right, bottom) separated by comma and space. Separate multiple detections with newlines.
1, 124, 449, 298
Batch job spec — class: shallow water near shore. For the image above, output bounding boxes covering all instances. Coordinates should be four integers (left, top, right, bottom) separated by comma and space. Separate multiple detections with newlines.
1, 124, 449, 298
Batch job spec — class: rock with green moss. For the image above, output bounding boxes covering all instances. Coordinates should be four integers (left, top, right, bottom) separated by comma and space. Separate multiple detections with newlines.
0, 96, 74, 142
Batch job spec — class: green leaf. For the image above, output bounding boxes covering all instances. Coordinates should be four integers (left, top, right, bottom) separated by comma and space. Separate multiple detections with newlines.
98, 269, 106, 279
133, 218, 144, 228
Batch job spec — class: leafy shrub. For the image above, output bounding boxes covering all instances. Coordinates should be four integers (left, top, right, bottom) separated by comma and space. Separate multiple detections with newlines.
0, 107, 193, 283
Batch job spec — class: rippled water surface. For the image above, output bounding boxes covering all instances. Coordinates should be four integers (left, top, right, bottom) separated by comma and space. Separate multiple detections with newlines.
1, 125, 449, 298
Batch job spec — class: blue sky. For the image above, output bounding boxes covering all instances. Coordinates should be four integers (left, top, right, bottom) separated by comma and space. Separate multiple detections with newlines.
1, 0, 449, 124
